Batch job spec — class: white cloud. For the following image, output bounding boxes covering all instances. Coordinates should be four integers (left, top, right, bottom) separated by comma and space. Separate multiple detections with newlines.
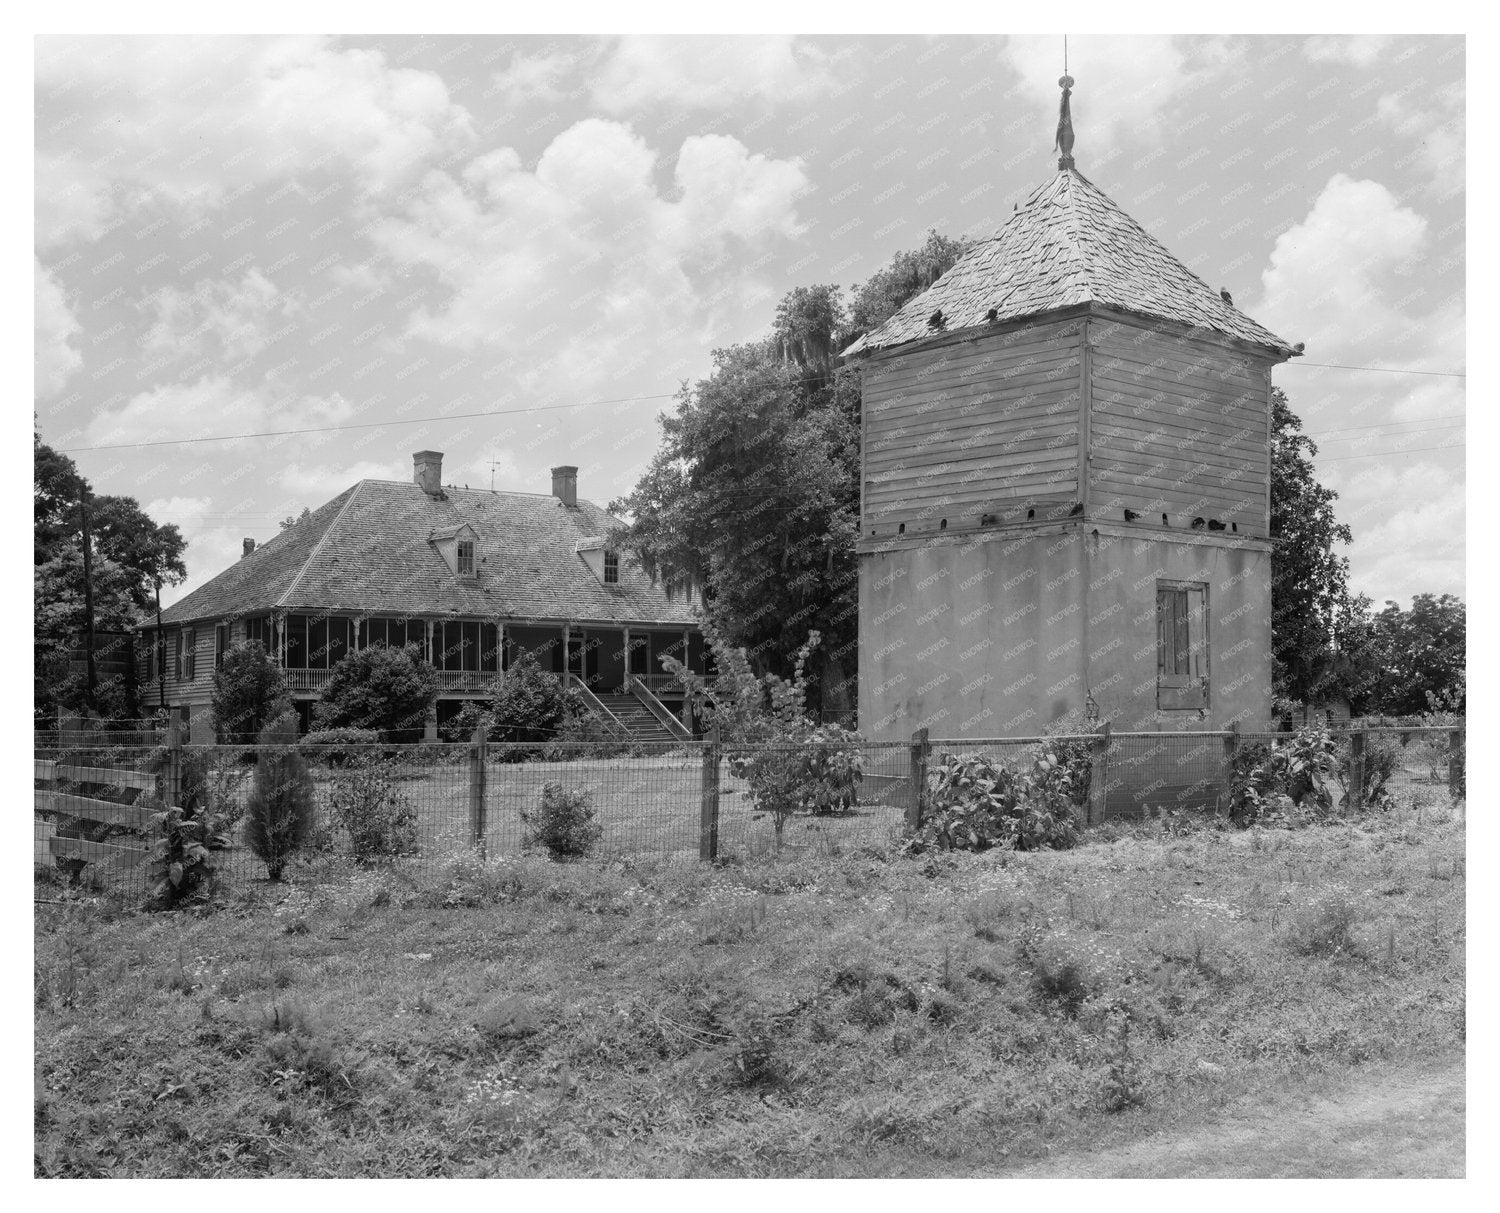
1329, 460, 1465, 602
142, 269, 297, 364
590, 36, 835, 113
35, 36, 475, 249
490, 49, 580, 109
999, 35, 1237, 147
368, 120, 808, 388
35, 259, 82, 398
278, 458, 408, 496
85, 376, 355, 447
1303, 36, 1396, 67
1378, 82, 1465, 199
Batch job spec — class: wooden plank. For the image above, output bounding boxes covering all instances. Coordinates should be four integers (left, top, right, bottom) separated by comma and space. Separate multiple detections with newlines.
1090, 344, 1262, 399
36, 789, 156, 830
54, 763, 154, 791
49, 835, 151, 868
35, 759, 56, 781
866, 331, 1082, 386
1090, 415, 1266, 463
865, 321, 1083, 380
1078, 316, 1092, 511
1090, 370, 1264, 426
867, 381, 1081, 428
866, 453, 1078, 491
868, 345, 1084, 395
1088, 436, 1266, 481
1092, 452, 1264, 495
864, 421, 1080, 471
866, 357, 1084, 410
866, 473, 1079, 513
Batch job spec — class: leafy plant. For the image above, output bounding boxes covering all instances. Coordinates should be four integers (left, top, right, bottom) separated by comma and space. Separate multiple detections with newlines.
243, 713, 317, 880
314, 644, 438, 741
300, 727, 384, 766
211, 641, 293, 745
146, 800, 229, 910
1226, 727, 1339, 826
907, 745, 1083, 853
522, 782, 602, 859
321, 751, 419, 860
1335, 734, 1401, 808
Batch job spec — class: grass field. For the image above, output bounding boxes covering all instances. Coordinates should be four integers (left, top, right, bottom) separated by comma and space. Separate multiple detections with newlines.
34, 787, 1464, 1177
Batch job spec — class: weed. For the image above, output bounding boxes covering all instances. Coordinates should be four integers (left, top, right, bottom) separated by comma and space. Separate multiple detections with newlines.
1284, 890, 1364, 958
1099, 1011, 1146, 1112
476, 996, 541, 1046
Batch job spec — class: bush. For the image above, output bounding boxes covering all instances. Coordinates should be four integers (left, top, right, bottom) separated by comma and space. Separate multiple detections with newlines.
243, 713, 317, 880
521, 782, 602, 858
300, 727, 384, 766
1336, 734, 1402, 808
321, 751, 419, 860
488, 653, 579, 745
908, 746, 1082, 853
314, 644, 438, 741
145, 801, 230, 910
732, 723, 864, 847
211, 641, 293, 745
1226, 727, 1338, 826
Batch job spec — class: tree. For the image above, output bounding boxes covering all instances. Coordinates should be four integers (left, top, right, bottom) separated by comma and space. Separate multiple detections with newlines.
1370, 593, 1466, 715
243, 712, 316, 881
1268, 388, 1356, 707
610, 234, 965, 717
212, 641, 294, 744
280, 506, 311, 531
314, 644, 438, 740
485, 651, 577, 744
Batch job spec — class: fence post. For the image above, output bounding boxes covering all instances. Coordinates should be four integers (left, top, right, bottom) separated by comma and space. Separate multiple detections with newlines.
164, 718, 184, 810
1220, 721, 1239, 817
699, 724, 720, 862
1348, 727, 1366, 810
468, 725, 488, 858
1448, 728, 1463, 798
907, 727, 931, 832
1088, 720, 1112, 827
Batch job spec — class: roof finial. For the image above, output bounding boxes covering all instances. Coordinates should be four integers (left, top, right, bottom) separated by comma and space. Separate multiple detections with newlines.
1055, 37, 1075, 171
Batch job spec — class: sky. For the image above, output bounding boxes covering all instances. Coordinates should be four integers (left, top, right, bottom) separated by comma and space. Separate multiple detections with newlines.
33, 33, 1465, 611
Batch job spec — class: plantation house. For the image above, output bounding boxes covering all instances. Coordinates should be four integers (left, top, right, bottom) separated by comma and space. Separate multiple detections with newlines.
845, 77, 1297, 812
141, 455, 707, 742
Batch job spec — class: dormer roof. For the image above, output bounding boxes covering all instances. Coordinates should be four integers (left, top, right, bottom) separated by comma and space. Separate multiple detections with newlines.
843, 167, 1294, 360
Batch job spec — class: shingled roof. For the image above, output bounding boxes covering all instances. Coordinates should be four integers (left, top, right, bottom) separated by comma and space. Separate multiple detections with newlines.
159, 480, 697, 627
843, 167, 1294, 358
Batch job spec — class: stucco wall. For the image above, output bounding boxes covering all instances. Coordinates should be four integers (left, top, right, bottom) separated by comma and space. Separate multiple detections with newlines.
857, 523, 1271, 745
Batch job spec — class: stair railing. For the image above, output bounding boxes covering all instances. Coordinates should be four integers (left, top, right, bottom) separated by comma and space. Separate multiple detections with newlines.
564, 674, 632, 741
629, 675, 693, 742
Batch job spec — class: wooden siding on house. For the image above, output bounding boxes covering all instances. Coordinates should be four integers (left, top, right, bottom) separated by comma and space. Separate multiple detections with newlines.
861, 319, 1084, 539
1085, 319, 1272, 535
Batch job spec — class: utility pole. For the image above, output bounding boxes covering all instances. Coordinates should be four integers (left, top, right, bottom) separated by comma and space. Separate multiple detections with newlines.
79, 495, 97, 714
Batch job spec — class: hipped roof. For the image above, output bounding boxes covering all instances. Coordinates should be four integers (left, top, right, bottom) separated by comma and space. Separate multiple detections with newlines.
844, 167, 1294, 359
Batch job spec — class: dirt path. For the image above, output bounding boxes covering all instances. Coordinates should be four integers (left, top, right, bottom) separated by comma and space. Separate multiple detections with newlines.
1005, 1057, 1465, 1178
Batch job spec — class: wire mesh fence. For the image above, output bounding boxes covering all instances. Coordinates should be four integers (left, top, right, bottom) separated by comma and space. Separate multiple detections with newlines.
35, 723, 1463, 903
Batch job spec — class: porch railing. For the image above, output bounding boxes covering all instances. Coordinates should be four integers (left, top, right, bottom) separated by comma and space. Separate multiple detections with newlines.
283, 668, 502, 695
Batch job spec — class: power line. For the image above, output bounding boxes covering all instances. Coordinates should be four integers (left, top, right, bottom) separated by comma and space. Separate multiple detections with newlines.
1315, 423, 1465, 444
1284, 361, 1465, 379
1306, 413, 1465, 438
1316, 443, 1464, 463
58, 392, 679, 454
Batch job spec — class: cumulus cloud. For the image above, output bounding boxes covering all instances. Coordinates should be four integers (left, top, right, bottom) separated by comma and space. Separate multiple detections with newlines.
490, 48, 581, 109
367, 120, 808, 387
1378, 82, 1464, 199
85, 376, 355, 447
278, 458, 408, 496
36, 259, 82, 398
35, 36, 475, 249
590, 35, 835, 113
1303, 36, 1396, 67
999, 35, 1238, 148
142, 269, 298, 365
1327, 459, 1465, 602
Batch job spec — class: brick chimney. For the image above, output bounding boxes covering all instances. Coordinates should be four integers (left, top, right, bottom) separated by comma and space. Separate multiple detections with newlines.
242, 537, 255, 558
551, 465, 578, 508
413, 451, 444, 496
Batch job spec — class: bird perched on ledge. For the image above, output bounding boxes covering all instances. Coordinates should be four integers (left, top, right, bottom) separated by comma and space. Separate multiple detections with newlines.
1123, 508, 1140, 521
1220, 287, 1233, 305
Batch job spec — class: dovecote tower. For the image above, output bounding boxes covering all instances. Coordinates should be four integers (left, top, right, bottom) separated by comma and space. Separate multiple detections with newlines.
844, 77, 1298, 802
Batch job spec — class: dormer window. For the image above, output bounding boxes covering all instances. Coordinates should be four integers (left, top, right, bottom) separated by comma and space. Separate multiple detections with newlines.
457, 540, 475, 577
603, 550, 619, 584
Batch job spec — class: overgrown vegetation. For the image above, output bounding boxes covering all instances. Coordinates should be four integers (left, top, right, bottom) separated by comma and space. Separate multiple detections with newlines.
212, 642, 293, 745
520, 782, 602, 859
314, 645, 438, 742
243, 714, 317, 881
320, 751, 419, 861
909, 744, 1088, 853
34, 789, 1464, 1176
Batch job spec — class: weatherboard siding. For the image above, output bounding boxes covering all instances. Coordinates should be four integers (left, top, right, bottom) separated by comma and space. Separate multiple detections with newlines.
1085, 322, 1272, 535
861, 319, 1084, 538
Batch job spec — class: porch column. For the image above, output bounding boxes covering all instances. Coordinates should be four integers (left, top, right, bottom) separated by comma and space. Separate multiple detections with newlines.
497, 620, 507, 680
622, 626, 631, 692
682, 628, 693, 727
562, 622, 571, 684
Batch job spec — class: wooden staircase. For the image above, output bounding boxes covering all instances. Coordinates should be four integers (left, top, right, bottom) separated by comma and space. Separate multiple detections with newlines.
594, 694, 684, 744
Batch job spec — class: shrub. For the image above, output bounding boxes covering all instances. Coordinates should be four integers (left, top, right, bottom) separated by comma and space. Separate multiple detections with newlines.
908, 747, 1082, 853
1226, 727, 1338, 826
300, 727, 384, 766
732, 723, 864, 847
1284, 891, 1363, 958
212, 641, 293, 745
145, 801, 230, 910
488, 652, 577, 745
521, 782, 602, 858
243, 713, 317, 880
321, 751, 419, 860
314, 644, 438, 741
1336, 734, 1402, 808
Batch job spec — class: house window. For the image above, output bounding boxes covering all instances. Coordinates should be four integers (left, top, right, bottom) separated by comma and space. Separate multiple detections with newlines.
176, 627, 196, 682
457, 540, 475, 577
215, 623, 229, 670
245, 615, 271, 655
145, 631, 156, 684
1156, 582, 1208, 710
603, 550, 619, 584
